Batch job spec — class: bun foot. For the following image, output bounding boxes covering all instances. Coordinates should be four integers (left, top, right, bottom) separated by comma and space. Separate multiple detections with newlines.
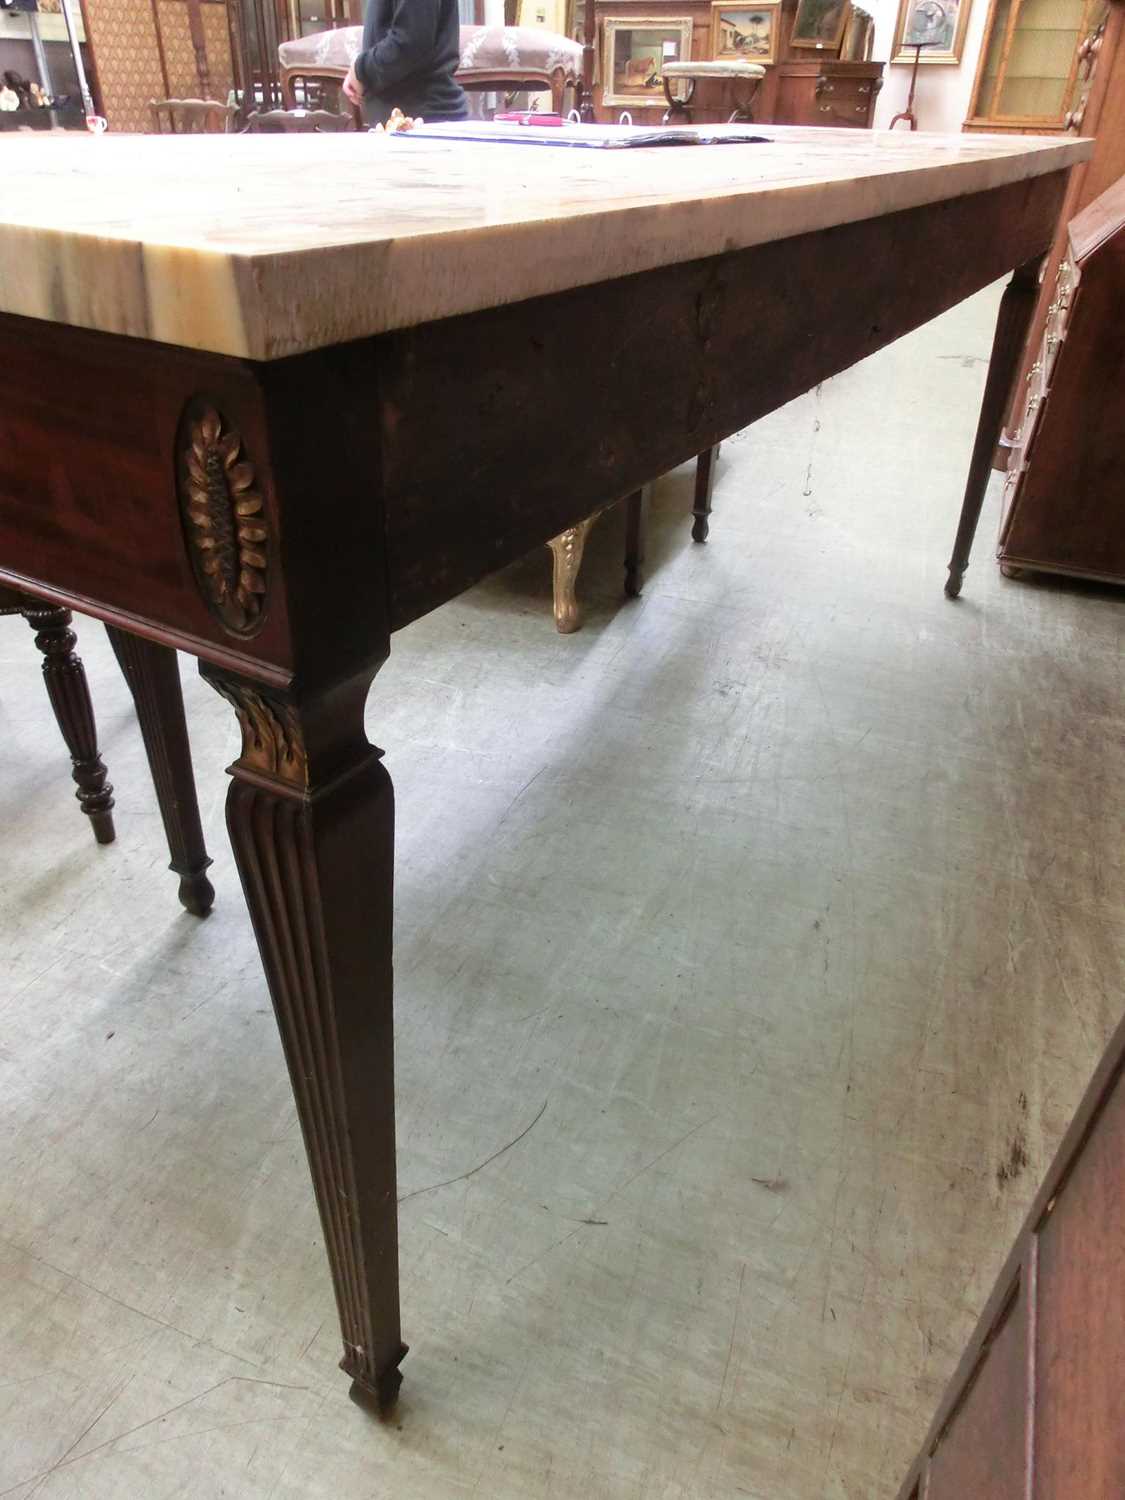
177, 865, 215, 917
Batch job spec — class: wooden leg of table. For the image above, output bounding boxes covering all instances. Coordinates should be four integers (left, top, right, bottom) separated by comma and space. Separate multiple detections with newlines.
692, 446, 718, 543
624, 486, 649, 597
945, 255, 1044, 599
201, 667, 405, 1410
21, 599, 115, 844
106, 627, 215, 917
548, 513, 598, 634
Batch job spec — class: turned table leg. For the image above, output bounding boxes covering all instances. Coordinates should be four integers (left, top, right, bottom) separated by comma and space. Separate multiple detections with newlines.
945, 256, 1044, 599
21, 599, 115, 844
692, 446, 719, 543
548, 513, 598, 634
624, 486, 649, 597
106, 627, 215, 917
201, 667, 405, 1409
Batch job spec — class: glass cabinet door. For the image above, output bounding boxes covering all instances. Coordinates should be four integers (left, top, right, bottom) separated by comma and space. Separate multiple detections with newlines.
969, 0, 1104, 127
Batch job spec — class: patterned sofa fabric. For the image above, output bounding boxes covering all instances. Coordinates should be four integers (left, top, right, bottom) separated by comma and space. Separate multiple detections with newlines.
278, 24, 582, 87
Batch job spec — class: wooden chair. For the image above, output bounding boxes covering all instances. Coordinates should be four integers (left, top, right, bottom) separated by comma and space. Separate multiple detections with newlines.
148, 99, 238, 134
547, 448, 719, 632
277, 24, 582, 116
1, 589, 215, 915
243, 108, 355, 132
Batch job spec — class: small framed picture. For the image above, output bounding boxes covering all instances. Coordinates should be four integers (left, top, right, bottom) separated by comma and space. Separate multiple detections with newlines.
601, 16, 694, 107
891, 0, 972, 63
790, 0, 851, 50
710, 1, 781, 65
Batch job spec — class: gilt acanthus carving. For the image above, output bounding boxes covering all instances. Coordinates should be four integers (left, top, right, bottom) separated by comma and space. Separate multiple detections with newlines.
180, 406, 268, 635
213, 682, 308, 788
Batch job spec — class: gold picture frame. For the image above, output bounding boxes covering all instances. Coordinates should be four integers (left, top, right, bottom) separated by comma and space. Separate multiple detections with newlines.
790, 0, 851, 50
890, 0, 972, 64
601, 15, 694, 107
710, 1, 781, 65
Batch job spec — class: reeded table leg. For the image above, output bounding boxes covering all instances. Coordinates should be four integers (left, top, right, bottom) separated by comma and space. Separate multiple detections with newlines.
945, 255, 1044, 599
202, 666, 405, 1409
548, 513, 599, 634
107, 627, 215, 917
692, 446, 719, 543
21, 599, 115, 843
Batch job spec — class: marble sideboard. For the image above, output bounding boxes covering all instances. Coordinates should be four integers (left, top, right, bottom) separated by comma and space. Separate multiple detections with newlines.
0, 123, 1090, 1407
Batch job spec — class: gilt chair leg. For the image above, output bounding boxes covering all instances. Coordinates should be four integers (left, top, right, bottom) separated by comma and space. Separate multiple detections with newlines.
547, 513, 599, 634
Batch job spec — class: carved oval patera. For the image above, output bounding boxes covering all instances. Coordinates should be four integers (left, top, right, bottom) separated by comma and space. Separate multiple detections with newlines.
179, 405, 268, 636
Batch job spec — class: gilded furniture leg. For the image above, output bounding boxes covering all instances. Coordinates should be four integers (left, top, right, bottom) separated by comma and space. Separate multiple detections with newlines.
945, 255, 1045, 599
624, 486, 649, 597
200, 666, 405, 1410
692, 446, 719, 542
106, 627, 215, 917
21, 598, 116, 843
548, 513, 598, 634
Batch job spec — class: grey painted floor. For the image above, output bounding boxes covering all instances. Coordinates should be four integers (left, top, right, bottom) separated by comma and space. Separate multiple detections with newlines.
3, 282, 1123, 1499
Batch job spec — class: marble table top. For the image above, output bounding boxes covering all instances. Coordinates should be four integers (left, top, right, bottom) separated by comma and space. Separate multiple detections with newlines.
0, 125, 1089, 360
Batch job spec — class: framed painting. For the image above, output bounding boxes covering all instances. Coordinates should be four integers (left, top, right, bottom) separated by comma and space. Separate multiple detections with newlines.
891, 0, 972, 63
790, 0, 850, 50
710, 1, 781, 64
601, 16, 694, 106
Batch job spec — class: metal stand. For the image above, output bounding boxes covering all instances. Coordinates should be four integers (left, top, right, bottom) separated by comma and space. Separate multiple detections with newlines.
58, 0, 101, 128
889, 41, 934, 130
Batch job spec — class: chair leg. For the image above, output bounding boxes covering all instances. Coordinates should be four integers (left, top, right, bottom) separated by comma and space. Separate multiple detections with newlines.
624, 486, 649, 597
106, 628, 215, 917
692, 446, 719, 543
547, 514, 598, 634
21, 600, 116, 844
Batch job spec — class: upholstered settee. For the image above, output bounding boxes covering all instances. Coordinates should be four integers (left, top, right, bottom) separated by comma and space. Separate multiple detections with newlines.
279, 25, 582, 115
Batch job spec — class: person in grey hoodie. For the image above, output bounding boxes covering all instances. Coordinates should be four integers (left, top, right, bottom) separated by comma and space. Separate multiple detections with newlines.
343, 0, 469, 125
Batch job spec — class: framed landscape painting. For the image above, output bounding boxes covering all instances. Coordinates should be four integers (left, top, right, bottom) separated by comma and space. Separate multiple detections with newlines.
710, 2, 781, 65
790, 0, 850, 50
891, 0, 972, 63
602, 16, 694, 106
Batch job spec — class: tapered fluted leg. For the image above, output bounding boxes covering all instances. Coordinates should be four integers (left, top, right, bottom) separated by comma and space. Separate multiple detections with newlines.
202, 668, 405, 1409
624, 486, 649, 597
22, 600, 115, 843
692, 446, 719, 543
547, 513, 598, 634
945, 255, 1044, 599
106, 627, 214, 917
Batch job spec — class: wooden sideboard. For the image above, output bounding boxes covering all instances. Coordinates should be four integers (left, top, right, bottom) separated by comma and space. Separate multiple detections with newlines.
997, 174, 1125, 585
768, 57, 882, 127
586, 0, 882, 124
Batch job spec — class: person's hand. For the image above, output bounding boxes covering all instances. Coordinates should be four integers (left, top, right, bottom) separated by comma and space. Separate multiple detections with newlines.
342, 61, 363, 106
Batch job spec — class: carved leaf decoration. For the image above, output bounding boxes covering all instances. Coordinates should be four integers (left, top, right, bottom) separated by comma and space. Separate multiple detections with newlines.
212, 681, 308, 788
180, 406, 268, 635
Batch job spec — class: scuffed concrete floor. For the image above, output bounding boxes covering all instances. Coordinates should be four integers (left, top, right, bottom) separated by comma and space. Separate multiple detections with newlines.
2, 282, 1123, 1498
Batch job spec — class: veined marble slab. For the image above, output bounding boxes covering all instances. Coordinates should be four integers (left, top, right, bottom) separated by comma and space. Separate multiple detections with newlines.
0, 126, 1089, 360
